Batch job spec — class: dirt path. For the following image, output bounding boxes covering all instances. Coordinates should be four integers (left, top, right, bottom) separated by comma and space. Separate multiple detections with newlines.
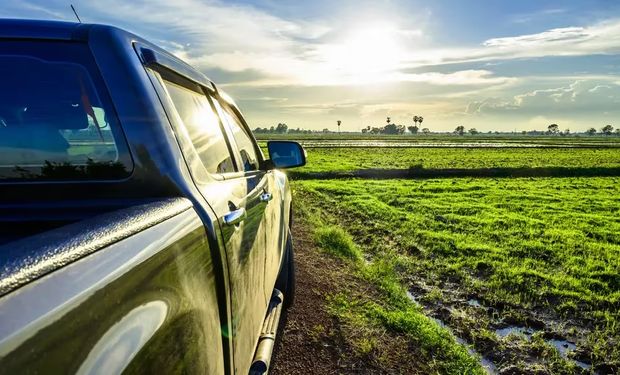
270, 219, 383, 374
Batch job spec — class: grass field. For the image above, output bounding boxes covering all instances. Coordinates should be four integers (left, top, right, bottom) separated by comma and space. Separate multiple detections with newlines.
279, 136, 620, 373
295, 147, 620, 173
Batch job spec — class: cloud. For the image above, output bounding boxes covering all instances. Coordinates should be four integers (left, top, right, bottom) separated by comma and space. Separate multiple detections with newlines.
510, 8, 567, 24
416, 18, 620, 70
397, 70, 516, 86
85, 0, 330, 82
467, 80, 620, 115
487, 18, 620, 56
19, 1, 620, 91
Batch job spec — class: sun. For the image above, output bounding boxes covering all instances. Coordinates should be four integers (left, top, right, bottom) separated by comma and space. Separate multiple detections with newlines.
320, 23, 405, 84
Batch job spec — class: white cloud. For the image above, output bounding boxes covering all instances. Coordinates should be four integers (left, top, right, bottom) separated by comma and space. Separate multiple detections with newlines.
397, 70, 516, 86
467, 80, 620, 116
510, 8, 567, 24
485, 19, 620, 58
413, 18, 620, 69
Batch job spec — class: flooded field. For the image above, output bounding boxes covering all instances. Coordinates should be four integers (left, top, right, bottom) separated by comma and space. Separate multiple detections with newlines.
291, 140, 620, 148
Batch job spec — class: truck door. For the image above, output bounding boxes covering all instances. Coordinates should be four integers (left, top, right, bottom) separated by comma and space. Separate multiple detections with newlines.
213, 100, 285, 304
156, 74, 269, 374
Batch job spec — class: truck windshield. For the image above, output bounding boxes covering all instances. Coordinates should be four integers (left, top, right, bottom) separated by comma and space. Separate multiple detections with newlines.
0, 41, 132, 181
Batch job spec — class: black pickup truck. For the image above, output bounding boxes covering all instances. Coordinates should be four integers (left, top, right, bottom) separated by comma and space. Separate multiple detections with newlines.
0, 19, 305, 374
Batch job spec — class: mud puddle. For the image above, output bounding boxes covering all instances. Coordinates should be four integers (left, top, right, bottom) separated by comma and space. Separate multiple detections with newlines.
408, 294, 499, 374
407, 288, 596, 373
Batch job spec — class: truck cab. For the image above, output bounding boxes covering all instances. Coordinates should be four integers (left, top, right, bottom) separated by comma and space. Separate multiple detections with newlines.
0, 19, 304, 374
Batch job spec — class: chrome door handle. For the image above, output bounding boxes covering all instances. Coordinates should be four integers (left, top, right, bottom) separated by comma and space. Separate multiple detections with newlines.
260, 192, 273, 202
223, 207, 246, 226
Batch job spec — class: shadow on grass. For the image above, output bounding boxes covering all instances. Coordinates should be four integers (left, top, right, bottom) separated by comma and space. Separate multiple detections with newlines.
291, 166, 620, 180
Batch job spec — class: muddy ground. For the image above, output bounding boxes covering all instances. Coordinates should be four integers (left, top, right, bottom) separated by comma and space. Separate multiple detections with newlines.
270, 218, 424, 374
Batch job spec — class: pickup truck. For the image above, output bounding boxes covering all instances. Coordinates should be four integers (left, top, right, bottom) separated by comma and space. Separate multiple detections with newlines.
0, 19, 305, 374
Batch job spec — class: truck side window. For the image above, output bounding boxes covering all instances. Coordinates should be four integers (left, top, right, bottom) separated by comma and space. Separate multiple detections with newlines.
163, 81, 235, 175
213, 100, 259, 172
0, 41, 132, 181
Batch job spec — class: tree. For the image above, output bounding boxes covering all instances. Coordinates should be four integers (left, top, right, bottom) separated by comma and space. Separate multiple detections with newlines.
422, 127, 430, 135
418, 116, 424, 127
386, 117, 391, 125
337, 120, 341, 134
615, 128, 620, 136
586, 127, 597, 136
601, 124, 614, 136
275, 123, 288, 133
468, 128, 479, 135
547, 124, 559, 135
408, 125, 419, 134
454, 125, 465, 136
383, 124, 401, 134
413, 115, 419, 127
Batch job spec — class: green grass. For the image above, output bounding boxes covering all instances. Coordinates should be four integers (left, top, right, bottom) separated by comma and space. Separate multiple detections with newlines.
295, 147, 620, 173
295, 176, 620, 371
303, 204, 484, 373
314, 226, 363, 261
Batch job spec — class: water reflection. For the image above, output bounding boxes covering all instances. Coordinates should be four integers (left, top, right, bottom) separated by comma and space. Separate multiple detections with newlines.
295, 140, 616, 148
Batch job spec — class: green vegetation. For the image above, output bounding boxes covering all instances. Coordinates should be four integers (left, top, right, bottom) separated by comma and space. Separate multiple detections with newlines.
278, 133, 620, 371
295, 176, 619, 372
314, 226, 362, 261
296, 147, 620, 173
299, 200, 484, 373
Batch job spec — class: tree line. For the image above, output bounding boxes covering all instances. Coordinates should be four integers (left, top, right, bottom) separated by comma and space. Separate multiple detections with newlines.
254, 120, 618, 136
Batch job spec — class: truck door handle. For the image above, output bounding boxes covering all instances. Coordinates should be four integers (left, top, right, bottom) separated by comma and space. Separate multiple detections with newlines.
260, 192, 273, 202
224, 207, 246, 226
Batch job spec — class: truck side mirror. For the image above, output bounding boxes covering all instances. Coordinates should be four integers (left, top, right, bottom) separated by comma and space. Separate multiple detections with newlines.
266, 141, 306, 169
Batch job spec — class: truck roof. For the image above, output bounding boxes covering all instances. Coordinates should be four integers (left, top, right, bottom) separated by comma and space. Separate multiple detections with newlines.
0, 18, 90, 40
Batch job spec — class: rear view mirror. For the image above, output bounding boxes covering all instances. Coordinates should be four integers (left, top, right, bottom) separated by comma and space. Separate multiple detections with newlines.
267, 141, 306, 169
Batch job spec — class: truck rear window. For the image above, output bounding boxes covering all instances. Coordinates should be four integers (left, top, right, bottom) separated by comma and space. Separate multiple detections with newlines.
0, 41, 132, 181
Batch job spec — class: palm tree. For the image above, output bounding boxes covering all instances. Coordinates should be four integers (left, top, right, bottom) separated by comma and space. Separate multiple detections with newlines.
386, 117, 391, 125
337, 120, 341, 134
413, 115, 419, 127
418, 116, 424, 127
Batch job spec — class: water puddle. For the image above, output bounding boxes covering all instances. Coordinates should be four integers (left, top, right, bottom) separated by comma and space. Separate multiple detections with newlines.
495, 326, 535, 339
495, 326, 594, 371
407, 290, 498, 374
406, 289, 595, 373
406, 290, 417, 303
549, 339, 576, 356
549, 340, 593, 371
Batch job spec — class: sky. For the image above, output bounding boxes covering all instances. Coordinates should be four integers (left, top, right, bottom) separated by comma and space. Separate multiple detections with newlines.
3, 0, 620, 132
